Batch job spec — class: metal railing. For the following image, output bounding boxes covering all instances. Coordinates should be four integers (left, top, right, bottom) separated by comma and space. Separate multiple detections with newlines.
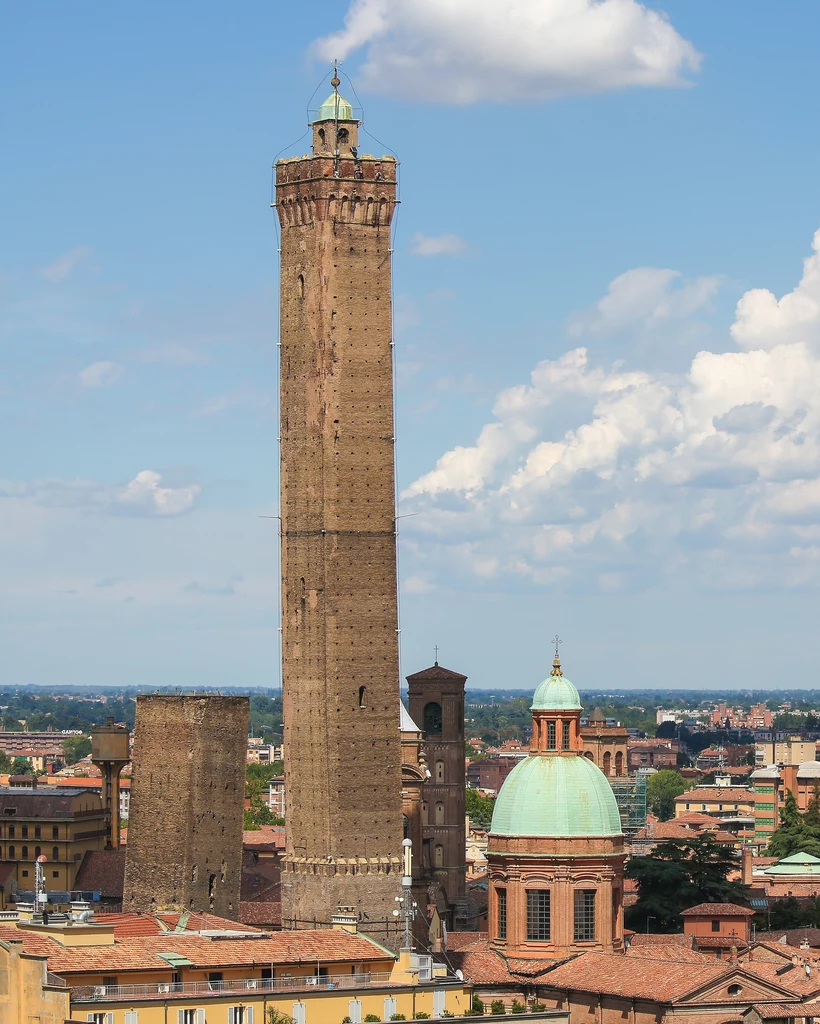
71, 973, 397, 1002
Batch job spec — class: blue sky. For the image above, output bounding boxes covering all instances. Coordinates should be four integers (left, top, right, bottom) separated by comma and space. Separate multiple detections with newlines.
3, 1, 820, 690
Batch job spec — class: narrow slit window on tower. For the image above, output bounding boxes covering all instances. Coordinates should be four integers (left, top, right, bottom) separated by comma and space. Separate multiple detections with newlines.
297, 274, 305, 299
435, 760, 444, 783
547, 721, 557, 750
562, 721, 571, 749
358, 686, 367, 708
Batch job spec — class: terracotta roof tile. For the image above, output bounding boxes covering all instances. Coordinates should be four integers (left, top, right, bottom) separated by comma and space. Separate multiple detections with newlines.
74, 849, 126, 898
629, 934, 696, 948
1, 926, 392, 976
626, 944, 713, 962
682, 903, 755, 917
238, 902, 281, 927
541, 951, 729, 1002
675, 787, 753, 802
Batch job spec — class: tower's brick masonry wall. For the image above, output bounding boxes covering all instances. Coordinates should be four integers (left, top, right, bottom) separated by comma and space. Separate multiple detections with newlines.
276, 144, 403, 935
123, 695, 248, 918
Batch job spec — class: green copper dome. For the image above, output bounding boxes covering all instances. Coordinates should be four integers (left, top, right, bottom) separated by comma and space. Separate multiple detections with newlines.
315, 90, 354, 122
490, 755, 622, 837
531, 658, 582, 711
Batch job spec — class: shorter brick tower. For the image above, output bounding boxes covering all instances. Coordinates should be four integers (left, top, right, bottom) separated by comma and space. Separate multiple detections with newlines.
407, 662, 467, 927
124, 695, 248, 918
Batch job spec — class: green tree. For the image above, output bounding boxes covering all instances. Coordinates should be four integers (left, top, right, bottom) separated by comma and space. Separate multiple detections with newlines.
0, 751, 12, 773
767, 790, 820, 859
10, 756, 32, 775
465, 788, 496, 828
646, 769, 691, 821
626, 834, 749, 932
655, 721, 677, 739
62, 736, 91, 765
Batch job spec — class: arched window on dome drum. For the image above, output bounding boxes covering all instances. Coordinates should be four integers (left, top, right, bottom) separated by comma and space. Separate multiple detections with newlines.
547, 722, 556, 750
603, 751, 611, 776
424, 702, 442, 736
562, 721, 571, 749
615, 751, 624, 776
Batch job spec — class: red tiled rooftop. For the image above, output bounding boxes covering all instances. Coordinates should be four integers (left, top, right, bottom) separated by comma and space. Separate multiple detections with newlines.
682, 903, 755, 917
541, 951, 730, 1001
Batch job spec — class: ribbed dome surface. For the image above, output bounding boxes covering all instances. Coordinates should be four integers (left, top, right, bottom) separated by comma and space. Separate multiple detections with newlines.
491, 755, 622, 837
531, 672, 582, 711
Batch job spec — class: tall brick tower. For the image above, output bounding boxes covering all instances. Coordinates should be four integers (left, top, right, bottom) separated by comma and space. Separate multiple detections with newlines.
407, 662, 467, 927
275, 76, 403, 935
123, 695, 248, 918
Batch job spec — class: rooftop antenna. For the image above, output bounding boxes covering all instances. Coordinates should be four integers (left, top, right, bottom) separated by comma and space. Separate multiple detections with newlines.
434, 645, 439, 667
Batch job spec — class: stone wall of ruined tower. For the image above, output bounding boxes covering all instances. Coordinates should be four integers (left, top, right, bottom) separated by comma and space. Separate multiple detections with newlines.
276, 136, 404, 934
123, 695, 248, 919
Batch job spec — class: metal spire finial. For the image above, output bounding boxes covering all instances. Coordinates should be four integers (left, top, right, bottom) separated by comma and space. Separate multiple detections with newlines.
434, 645, 439, 666
551, 635, 562, 676
330, 59, 341, 90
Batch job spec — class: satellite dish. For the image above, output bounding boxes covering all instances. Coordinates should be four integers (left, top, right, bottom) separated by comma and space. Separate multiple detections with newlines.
456, 970, 464, 981
37, 855, 48, 863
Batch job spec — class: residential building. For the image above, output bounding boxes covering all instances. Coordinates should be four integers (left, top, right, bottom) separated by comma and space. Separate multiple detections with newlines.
674, 786, 755, 838
267, 776, 285, 818
467, 758, 517, 795
680, 902, 755, 957
628, 742, 678, 770
0, 777, 106, 890
756, 739, 816, 767
580, 708, 627, 777
0, 909, 471, 1024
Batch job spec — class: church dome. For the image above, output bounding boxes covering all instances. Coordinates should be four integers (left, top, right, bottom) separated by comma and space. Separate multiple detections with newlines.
490, 754, 622, 838
531, 659, 582, 711
316, 90, 355, 121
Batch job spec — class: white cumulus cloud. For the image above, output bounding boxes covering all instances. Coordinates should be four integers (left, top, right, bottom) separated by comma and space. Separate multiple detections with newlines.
78, 361, 124, 389
401, 228, 820, 591
117, 471, 200, 517
409, 234, 467, 257
313, 0, 700, 104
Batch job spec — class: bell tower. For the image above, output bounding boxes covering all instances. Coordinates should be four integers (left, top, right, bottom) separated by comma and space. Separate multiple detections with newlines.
275, 74, 404, 936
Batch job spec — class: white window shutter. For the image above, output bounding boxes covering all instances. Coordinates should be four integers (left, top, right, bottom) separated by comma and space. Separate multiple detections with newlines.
228, 1009, 235, 1024
178, 1012, 186, 1024
246, 1008, 254, 1024
106, 1015, 114, 1024
197, 1011, 205, 1024
87, 1016, 96, 1023
433, 989, 446, 1018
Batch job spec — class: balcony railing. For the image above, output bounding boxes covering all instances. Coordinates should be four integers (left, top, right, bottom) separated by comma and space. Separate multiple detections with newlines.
70, 973, 400, 1003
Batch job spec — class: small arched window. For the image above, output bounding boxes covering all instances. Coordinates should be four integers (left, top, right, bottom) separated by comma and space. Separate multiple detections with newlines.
615, 751, 624, 776
603, 751, 611, 776
435, 761, 445, 783
7, 846, 14, 858
52, 847, 59, 861
728, 985, 742, 996
297, 273, 305, 299
338, 127, 349, 146
434, 844, 444, 867
358, 686, 367, 708
21, 845, 28, 859
403, 814, 410, 840
422, 802, 428, 825
34, 846, 41, 858
435, 802, 445, 824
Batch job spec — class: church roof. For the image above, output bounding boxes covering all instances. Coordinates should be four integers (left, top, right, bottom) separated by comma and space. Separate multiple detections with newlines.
405, 663, 467, 682
589, 707, 606, 722
400, 702, 421, 733
490, 754, 622, 838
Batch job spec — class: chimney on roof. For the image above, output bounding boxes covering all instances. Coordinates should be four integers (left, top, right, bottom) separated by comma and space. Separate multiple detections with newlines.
331, 906, 358, 933
742, 846, 753, 885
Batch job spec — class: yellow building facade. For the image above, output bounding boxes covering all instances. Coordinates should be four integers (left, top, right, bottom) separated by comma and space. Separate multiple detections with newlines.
0, 912, 471, 1024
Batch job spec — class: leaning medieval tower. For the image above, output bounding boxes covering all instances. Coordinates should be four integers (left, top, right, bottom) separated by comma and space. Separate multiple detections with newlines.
275, 77, 404, 934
